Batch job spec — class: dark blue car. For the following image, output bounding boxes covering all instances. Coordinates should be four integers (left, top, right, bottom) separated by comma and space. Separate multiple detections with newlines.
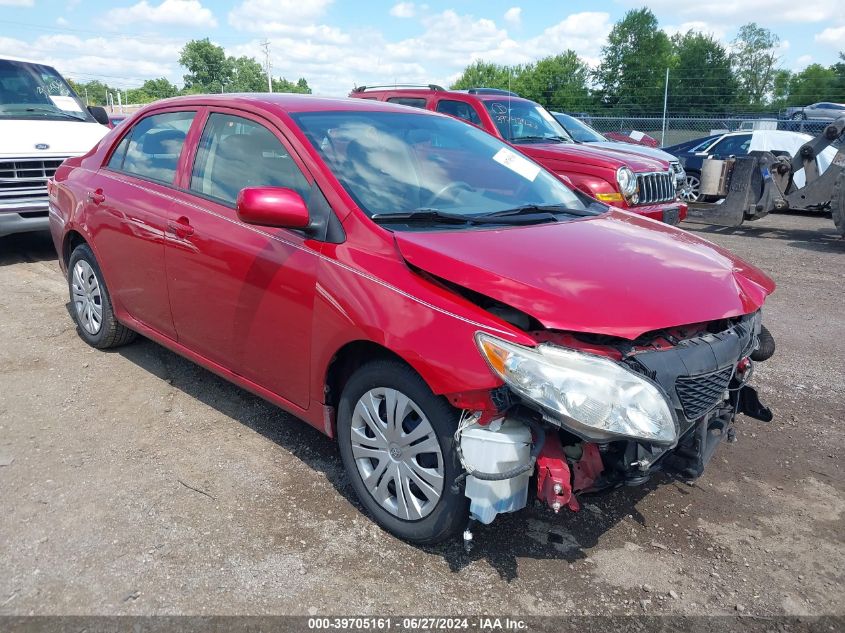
664, 133, 753, 201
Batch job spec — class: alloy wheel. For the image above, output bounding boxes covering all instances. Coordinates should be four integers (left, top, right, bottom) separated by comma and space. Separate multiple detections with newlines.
349, 387, 445, 521
71, 260, 103, 335
681, 174, 701, 202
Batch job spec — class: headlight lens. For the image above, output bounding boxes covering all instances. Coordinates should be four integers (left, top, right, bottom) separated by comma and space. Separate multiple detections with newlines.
476, 333, 677, 445
616, 166, 638, 197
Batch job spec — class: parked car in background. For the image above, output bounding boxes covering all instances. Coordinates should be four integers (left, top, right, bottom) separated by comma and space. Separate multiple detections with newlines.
350, 86, 685, 225
604, 130, 660, 147
49, 93, 775, 544
784, 102, 845, 120
0, 55, 109, 237
664, 130, 837, 202
552, 112, 685, 194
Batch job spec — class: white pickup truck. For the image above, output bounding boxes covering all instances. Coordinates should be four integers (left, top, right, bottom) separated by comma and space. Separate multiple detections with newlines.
0, 56, 109, 238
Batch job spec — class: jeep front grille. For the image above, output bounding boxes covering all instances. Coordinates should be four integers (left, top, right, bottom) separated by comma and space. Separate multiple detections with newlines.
675, 366, 734, 421
0, 157, 66, 205
636, 171, 676, 205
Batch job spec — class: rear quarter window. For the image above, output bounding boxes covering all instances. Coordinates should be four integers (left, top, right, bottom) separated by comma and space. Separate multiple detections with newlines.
386, 97, 427, 109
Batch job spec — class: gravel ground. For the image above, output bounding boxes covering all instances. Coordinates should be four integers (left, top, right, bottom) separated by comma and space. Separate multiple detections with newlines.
0, 212, 843, 617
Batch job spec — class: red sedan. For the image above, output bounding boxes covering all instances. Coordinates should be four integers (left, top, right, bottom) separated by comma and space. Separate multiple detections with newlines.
49, 94, 776, 544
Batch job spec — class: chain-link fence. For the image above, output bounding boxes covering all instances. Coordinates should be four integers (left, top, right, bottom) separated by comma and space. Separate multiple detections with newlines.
583, 116, 833, 148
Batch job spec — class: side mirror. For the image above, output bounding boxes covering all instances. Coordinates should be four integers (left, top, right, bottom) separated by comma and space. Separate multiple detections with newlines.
236, 187, 310, 229
88, 105, 110, 126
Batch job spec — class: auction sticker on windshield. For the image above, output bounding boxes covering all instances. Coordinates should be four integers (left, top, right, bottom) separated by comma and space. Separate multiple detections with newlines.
49, 95, 83, 112
492, 147, 540, 182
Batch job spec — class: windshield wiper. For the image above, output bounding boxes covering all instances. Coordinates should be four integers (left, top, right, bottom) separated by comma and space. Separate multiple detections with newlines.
480, 203, 600, 219
371, 208, 561, 226
371, 209, 472, 225
510, 135, 570, 144
13, 106, 86, 121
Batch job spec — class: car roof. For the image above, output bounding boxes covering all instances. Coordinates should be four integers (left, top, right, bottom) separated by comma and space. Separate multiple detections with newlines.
145, 92, 445, 115
350, 86, 537, 106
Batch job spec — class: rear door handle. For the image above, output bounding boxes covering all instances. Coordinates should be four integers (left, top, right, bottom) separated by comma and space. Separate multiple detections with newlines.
87, 189, 105, 204
166, 217, 194, 238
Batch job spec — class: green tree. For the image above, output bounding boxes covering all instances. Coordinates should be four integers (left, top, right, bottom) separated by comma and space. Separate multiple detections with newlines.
786, 64, 838, 104
179, 38, 233, 93
229, 56, 268, 92
731, 23, 780, 107
67, 79, 114, 105
829, 52, 845, 102
669, 31, 738, 114
594, 8, 672, 113
272, 77, 312, 93
516, 52, 590, 111
450, 60, 515, 91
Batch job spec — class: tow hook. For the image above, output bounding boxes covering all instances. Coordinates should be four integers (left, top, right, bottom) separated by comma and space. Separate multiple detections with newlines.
737, 385, 773, 422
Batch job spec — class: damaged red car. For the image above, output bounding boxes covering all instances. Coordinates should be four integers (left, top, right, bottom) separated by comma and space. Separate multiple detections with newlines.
49, 94, 776, 545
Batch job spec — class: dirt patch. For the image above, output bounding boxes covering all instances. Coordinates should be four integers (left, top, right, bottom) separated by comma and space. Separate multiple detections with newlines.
0, 216, 843, 616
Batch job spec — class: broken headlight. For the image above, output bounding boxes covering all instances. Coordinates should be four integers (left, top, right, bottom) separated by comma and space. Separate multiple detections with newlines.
476, 333, 677, 445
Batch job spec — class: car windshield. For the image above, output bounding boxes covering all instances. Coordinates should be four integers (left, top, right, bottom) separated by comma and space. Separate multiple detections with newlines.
0, 59, 93, 122
554, 113, 606, 143
291, 110, 598, 225
481, 99, 573, 144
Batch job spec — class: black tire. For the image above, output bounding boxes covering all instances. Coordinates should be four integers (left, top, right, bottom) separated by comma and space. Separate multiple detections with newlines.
337, 360, 468, 544
68, 243, 137, 349
751, 325, 776, 362
832, 172, 845, 238
791, 111, 807, 120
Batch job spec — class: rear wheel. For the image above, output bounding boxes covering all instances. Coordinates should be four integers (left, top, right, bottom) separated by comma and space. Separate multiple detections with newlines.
337, 360, 468, 544
68, 244, 136, 349
791, 111, 807, 120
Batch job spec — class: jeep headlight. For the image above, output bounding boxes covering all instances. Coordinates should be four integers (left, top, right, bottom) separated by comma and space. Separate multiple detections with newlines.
477, 333, 677, 445
616, 166, 638, 198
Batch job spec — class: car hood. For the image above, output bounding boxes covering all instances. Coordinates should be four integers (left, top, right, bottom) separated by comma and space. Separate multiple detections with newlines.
587, 140, 679, 165
519, 142, 668, 172
394, 211, 775, 340
0, 119, 107, 158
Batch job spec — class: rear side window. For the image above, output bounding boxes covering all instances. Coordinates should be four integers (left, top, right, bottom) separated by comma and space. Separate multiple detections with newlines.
190, 113, 310, 206
435, 99, 481, 125
387, 97, 427, 109
107, 111, 195, 184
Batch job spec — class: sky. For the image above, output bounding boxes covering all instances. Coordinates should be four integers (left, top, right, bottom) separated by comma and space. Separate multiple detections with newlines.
0, 0, 843, 96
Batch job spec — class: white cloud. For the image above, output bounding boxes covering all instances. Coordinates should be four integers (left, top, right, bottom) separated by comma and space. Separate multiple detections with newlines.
523, 12, 612, 68
104, 0, 217, 28
504, 7, 521, 26
0, 0, 34, 6
56, 17, 69, 26
229, 0, 333, 31
389, 2, 416, 19
795, 54, 813, 68
620, 0, 841, 24
0, 33, 182, 87
815, 25, 845, 48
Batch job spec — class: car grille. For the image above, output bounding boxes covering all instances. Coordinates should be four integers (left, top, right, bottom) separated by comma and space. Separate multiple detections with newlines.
0, 157, 67, 205
675, 366, 734, 421
636, 171, 676, 205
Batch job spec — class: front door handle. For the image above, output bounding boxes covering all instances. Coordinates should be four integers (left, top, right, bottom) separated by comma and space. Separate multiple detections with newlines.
166, 217, 194, 238
87, 189, 105, 205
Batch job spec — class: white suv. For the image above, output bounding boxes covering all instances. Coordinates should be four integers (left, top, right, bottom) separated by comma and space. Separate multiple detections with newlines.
0, 56, 108, 237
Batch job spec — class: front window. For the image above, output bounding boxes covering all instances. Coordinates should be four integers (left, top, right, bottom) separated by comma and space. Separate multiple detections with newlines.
0, 59, 93, 122
482, 99, 572, 144
291, 110, 599, 227
553, 112, 606, 143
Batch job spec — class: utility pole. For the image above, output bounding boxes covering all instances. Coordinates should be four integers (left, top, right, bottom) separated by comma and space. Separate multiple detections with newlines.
260, 39, 272, 93
661, 67, 669, 146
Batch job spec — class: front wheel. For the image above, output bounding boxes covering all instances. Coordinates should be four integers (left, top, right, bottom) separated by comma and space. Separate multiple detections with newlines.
681, 172, 701, 202
337, 360, 468, 544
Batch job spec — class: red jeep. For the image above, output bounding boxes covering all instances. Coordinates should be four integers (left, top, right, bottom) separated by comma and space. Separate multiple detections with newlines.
349, 86, 686, 225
